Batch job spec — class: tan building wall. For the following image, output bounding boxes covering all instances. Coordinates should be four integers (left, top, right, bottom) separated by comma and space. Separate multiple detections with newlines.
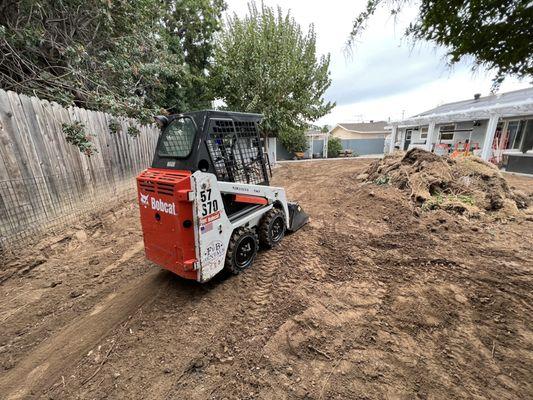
330, 126, 388, 140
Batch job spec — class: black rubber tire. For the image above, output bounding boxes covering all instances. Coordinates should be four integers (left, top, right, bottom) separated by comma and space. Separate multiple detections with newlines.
224, 227, 259, 275
259, 208, 286, 249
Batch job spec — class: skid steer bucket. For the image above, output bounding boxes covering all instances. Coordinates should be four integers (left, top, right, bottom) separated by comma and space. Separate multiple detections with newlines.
287, 202, 309, 232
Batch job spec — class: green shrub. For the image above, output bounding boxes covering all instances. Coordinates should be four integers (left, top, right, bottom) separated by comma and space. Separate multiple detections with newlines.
279, 130, 309, 153
327, 137, 342, 158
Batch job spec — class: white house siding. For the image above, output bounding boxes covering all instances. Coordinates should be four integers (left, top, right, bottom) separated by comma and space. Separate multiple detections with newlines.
398, 120, 489, 151
397, 116, 533, 162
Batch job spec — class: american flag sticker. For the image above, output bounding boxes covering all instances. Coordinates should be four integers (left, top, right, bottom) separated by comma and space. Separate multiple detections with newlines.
200, 222, 213, 234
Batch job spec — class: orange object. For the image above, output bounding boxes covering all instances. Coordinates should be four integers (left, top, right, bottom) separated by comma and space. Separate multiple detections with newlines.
234, 194, 268, 205
136, 168, 197, 280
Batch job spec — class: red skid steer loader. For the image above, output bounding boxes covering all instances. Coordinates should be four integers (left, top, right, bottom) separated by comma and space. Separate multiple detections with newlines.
136, 111, 308, 282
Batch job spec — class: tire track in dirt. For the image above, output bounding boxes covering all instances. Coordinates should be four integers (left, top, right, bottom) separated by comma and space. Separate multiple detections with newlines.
99, 241, 145, 276
236, 234, 314, 336
0, 267, 165, 400
244, 249, 282, 319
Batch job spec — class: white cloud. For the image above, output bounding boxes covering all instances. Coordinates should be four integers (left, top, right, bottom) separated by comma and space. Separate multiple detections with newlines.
224, 0, 532, 126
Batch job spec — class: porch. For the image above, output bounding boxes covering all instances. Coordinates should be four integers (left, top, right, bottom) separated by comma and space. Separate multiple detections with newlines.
387, 90, 533, 174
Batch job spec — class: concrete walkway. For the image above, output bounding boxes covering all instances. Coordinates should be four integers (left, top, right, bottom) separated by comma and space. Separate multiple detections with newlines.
276, 154, 383, 164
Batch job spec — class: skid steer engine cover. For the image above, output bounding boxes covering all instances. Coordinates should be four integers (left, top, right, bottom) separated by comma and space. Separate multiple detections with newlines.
137, 168, 198, 280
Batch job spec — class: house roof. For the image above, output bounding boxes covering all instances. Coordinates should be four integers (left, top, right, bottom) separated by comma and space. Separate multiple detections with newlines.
335, 121, 388, 133
392, 87, 533, 127
415, 87, 533, 117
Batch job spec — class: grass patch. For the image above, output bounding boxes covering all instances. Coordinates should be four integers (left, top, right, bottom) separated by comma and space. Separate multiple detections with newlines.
374, 175, 390, 185
422, 193, 475, 211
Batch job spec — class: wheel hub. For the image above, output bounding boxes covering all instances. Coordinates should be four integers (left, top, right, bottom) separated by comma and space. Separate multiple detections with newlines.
236, 237, 256, 267
271, 217, 284, 241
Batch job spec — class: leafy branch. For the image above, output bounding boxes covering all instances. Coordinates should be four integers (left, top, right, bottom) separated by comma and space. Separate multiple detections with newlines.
348, 0, 532, 88
62, 122, 97, 157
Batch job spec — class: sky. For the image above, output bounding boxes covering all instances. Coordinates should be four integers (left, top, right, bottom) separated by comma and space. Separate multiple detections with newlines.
223, 0, 532, 126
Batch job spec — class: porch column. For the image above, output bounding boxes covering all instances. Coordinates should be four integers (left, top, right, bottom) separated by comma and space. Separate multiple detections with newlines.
480, 114, 499, 161
425, 121, 436, 151
389, 125, 398, 153
323, 135, 328, 158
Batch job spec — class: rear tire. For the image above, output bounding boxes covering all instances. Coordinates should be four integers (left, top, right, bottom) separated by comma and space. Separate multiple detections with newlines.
224, 228, 259, 275
259, 208, 286, 248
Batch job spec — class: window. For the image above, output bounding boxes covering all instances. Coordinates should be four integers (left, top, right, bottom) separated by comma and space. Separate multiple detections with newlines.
439, 124, 455, 141
506, 120, 526, 150
420, 126, 428, 140
158, 117, 196, 158
521, 120, 533, 153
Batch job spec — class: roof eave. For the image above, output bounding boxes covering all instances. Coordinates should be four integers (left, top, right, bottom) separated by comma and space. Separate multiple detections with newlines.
390, 98, 533, 127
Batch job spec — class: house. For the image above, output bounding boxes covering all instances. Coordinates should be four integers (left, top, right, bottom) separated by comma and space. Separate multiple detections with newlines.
387, 87, 533, 174
263, 129, 328, 162
329, 121, 388, 155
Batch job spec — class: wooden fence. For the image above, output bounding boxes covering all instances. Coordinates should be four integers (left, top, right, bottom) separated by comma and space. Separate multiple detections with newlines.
0, 89, 160, 250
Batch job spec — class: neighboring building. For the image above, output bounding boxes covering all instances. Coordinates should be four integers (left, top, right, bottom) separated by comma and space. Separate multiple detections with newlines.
304, 129, 328, 159
387, 87, 533, 173
263, 129, 328, 162
329, 121, 388, 155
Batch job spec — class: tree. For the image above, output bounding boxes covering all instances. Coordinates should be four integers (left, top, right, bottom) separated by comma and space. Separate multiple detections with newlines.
162, 0, 226, 114
327, 136, 342, 158
213, 2, 335, 153
349, 0, 532, 87
0, 0, 226, 122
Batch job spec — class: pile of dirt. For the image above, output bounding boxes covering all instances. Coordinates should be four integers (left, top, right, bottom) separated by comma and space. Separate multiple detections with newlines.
360, 148, 531, 218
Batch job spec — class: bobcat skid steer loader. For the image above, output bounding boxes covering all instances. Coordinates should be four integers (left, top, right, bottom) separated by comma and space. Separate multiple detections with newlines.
136, 110, 308, 282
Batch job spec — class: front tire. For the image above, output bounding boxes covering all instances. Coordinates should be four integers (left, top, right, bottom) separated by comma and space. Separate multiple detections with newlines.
259, 208, 286, 248
224, 228, 259, 275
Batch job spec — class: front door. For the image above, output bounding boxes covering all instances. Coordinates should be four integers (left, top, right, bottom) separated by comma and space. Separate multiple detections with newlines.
403, 130, 412, 150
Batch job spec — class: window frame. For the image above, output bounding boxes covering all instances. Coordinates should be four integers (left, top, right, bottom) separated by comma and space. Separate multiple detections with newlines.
420, 126, 429, 140
157, 116, 197, 159
506, 119, 526, 150
439, 124, 456, 142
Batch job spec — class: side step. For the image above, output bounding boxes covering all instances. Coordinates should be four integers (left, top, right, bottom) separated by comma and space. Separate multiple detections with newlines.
228, 204, 265, 223
287, 202, 309, 232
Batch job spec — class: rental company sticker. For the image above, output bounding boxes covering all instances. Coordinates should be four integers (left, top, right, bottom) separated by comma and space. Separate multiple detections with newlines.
202, 240, 225, 263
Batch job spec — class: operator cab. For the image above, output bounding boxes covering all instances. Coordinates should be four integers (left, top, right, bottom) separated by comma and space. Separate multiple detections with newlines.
152, 110, 270, 186
152, 110, 272, 218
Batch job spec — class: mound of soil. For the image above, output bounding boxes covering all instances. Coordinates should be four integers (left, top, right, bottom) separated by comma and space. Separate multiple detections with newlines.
361, 148, 531, 218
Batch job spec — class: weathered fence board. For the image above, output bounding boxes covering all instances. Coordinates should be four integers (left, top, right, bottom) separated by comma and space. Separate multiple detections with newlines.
0, 89, 160, 250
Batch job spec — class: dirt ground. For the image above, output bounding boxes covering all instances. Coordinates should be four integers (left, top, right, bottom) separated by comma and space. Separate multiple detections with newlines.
0, 159, 532, 400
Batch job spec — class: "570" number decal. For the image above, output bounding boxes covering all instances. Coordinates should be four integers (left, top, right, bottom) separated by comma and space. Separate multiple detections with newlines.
200, 189, 219, 216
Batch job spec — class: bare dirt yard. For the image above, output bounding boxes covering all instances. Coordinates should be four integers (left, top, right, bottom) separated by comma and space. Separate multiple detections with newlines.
1, 158, 532, 400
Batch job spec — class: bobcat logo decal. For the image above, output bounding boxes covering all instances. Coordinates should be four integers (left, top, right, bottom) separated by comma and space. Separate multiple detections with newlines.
140, 193, 149, 206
